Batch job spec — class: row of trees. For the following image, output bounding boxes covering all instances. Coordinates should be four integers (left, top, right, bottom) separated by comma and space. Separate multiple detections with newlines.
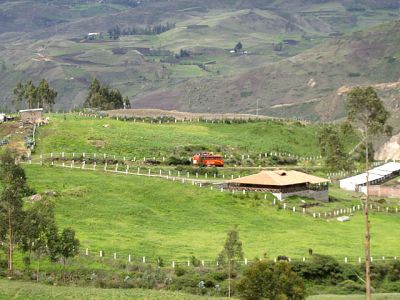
0, 151, 80, 280
84, 78, 130, 110
107, 23, 175, 39
13, 79, 57, 110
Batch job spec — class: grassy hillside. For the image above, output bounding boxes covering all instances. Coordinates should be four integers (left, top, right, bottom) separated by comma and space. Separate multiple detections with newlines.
34, 115, 328, 157
0, 279, 225, 300
24, 165, 400, 260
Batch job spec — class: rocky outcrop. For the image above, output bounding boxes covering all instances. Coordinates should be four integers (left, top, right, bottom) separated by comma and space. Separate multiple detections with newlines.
375, 133, 400, 161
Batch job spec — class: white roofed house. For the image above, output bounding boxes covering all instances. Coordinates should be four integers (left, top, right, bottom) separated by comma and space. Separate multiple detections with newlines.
339, 162, 400, 192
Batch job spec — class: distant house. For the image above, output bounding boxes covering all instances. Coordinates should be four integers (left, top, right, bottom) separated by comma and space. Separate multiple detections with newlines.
225, 170, 330, 201
19, 108, 43, 124
0, 113, 5, 123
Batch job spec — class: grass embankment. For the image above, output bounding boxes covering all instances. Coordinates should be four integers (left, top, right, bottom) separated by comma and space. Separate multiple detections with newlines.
24, 165, 400, 261
0, 279, 225, 300
34, 115, 355, 158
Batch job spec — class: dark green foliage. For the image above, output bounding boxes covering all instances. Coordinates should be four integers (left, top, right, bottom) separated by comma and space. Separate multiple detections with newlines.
318, 125, 348, 171
174, 266, 186, 277
58, 227, 80, 265
84, 78, 125, 110
13, 79, 57, 110
234, 42, 243, 53
167, 156, 191, 166
346, 86, 391, 138
110, 22, 175, 38
387, 260, 400, 281
238, 260, 305, 300
293, 254, 343, 283
0, 150, 31, 272
21, 198, 59, 262
351, 142, 374, 163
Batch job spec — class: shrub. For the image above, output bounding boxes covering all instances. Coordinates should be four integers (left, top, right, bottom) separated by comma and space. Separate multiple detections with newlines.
238, 260, 305, 300
175, 266, 186, 277
294, 254, 343, 283
167, 156, 191, 165
338, 280, 365, 292
388, 260, 400, 281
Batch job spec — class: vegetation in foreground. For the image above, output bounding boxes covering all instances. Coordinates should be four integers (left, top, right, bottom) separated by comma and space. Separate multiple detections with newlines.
0, 279, 227, 300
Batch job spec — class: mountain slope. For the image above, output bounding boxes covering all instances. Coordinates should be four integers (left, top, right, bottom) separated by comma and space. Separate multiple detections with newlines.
0, 0, 398, 114
132, 21, 400, 121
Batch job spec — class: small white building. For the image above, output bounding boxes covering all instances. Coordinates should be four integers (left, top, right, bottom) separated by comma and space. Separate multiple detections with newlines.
0, 113, 5, 123
19, 108, 43, 124
339, 162, 400, 192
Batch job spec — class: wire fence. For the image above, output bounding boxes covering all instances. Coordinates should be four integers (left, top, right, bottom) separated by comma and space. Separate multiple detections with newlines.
23, 161, 400, 220
76, 247, 399, 268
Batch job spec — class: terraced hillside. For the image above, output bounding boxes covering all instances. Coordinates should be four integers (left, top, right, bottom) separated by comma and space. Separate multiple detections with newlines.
0, 0, 399, 123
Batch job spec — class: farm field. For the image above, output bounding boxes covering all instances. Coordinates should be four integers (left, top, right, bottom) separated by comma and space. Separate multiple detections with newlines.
0, 280, 226, 300
1, 280, 399, 300
34, 114, 357, 158
22, 164, 400, 261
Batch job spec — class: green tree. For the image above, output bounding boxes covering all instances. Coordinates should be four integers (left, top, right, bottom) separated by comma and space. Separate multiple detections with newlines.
238, 260, 305, 300
318, 125, 348, 171
123, 96, 131, 109
12, 79, 57, 110
234, 42, 243, 53
217, 226, 244, 298
58, 227, 80, 281
24, 80, 37, 109
345, 86, 391, 300
13, 81, 25, 110
0, 151, 30, 274
36, 79, 57, 110
84, 78, 125, 110
21, 198, 59, 281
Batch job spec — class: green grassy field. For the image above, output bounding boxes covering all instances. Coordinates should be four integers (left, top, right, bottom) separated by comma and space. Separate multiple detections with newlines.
308, 294, 400, 300
35, 115, 343, 158
0, 280, 226, 300
1, 279, 399, 300
23, 164, 400, 261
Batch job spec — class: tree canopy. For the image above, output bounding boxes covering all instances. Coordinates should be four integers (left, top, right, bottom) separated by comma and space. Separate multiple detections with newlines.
318, 125, 348, 171
84, 78, 127, 110
346, 86, 391, 137
13, 79, 57, 110
238, 260, 305, 300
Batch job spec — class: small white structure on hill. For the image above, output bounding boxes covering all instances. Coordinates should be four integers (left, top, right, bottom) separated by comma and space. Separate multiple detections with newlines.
19, 108, 43, 124
0, 113, 5, 123
339, 162, 400, 192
